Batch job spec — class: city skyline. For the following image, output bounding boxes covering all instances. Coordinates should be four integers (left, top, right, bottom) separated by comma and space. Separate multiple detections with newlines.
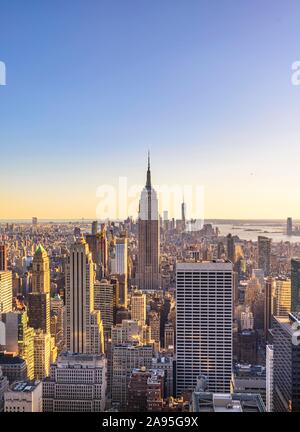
1, 191, 300, 413
2, 1, 300, 219
3, 0, 300, 420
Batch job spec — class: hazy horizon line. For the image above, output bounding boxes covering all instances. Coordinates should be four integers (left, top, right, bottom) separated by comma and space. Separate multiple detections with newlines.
0, 218, 295, 223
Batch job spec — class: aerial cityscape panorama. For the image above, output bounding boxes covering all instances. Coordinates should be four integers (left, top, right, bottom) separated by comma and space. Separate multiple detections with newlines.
2, 0, 300, 423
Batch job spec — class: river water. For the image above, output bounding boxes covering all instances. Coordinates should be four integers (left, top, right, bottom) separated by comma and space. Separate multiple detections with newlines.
212, 222, 300, 243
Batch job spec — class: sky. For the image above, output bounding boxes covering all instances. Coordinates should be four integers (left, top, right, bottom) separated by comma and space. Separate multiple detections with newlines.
1, 0, 300, 220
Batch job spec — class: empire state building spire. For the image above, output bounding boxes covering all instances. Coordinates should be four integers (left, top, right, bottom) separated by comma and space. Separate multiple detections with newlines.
146, 151, 151, 189
138, 152, 160, 291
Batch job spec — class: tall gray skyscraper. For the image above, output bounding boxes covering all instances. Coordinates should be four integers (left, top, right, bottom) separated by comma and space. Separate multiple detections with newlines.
92, 221, 98, 236
137, 154, 160, 291
0, 270, 12, 314
181, 199, 186, 232
226, 234, 235, 263
258, 236, 271, 276
287, 217, 293, 236
94, 279, 115, 335
65, 238, 104, 354
28, 245, 50, 334
176, 260, 233, 395
0, 244, 7, 272
273, 313, 300, 412
291, 258, 300, 313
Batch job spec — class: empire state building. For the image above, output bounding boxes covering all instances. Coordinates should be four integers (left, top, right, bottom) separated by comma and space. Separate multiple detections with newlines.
137, 154, 160, 291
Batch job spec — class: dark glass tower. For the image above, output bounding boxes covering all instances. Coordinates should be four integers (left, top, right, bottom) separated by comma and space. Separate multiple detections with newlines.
287, 217, 293, 236
28, 245, 50, 333
226, 233, 235, 263
291, 258, 300, 312
273, 313, 300, 412
0, 244, 7, 271
258, 236, 271, 276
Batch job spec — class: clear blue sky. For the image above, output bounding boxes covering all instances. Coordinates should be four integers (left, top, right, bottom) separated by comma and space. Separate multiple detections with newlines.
1, 0, 300, 219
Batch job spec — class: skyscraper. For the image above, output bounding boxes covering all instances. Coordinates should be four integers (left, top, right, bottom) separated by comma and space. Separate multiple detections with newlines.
0, 271, 12, 314
137, 154, 160, 291
85, 233, 101, 277
273, 277, 291, 317
86, 225, 108, 280
27, 246, 52, 381
226, 234, 235, 263
163, 210, 169, 231
0, 311, 35, 380
110, 233, 128, 306
258, 236, 271, 276
217, 242, 225, 259
31, 245, 50, 293
181, 198, 186, 232
50, 295, 65, 353
33, 329, 51, 379
28, 245, 50, 334
65, 238, 104, 354
181, 199, 186, 223
291, 258, 300, 313
131, 289, 146, 324
273, 313, 300, 412
164, 322, 174, 352
176, 260, 233, 395
109, 275, 120, 318
94, 279, 114, 335
266, 344, 274, 412
264, 277, 273, 341
92, 220, 98, 236
148, 311, 160, 346
0, 244, 7, 272
110, 235, 128, 276
287, 217, 293, 236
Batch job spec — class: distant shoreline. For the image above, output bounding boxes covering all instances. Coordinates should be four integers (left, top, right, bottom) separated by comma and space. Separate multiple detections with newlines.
0, 218, 297, 224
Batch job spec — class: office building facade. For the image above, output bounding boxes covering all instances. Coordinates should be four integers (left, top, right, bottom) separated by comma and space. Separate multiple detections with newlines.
43, 352, 107, 412
273, 313, 300, 412
0, 271, 12, 314
111, 344, 153, 409
176, 261, 233, 395
291, 258, 300, 313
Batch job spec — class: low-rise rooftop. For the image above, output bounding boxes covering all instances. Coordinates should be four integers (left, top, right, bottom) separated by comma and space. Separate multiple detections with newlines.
0, 354, 26, 365
10, 380, 40, 393
191, 391, 265, 412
